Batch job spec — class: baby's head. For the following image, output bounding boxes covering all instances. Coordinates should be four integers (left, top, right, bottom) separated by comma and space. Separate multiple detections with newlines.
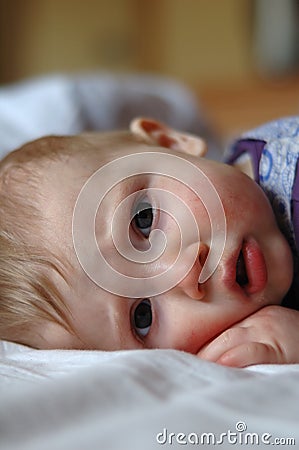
0, 119, 293, 352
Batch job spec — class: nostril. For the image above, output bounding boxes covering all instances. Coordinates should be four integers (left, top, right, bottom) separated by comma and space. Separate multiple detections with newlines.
196, 280, 206, 299
198, 243, 209, 269
174, 242, 209, 301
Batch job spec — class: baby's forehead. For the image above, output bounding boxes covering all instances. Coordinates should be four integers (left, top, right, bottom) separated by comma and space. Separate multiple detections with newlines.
3, 130, 149, 165
25, 132, 160, 200
59, 132, 161, 174
77, 132, 158, 161
0, 133, 167, 208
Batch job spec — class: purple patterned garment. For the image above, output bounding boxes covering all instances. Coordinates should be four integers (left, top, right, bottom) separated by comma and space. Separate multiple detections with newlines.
225, 117, 299, 309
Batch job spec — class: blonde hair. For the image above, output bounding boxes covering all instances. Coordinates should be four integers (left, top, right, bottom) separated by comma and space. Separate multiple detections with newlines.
0, 131, 147, 346
0, 136, 77, 345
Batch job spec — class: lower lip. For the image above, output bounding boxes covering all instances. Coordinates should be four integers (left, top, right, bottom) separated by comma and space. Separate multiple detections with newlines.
224, 238, 267, 296
242, 238, 267, 295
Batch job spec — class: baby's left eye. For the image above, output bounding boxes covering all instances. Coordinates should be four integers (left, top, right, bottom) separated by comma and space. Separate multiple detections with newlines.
132, 299, 152, 338
132, 201, 154, 237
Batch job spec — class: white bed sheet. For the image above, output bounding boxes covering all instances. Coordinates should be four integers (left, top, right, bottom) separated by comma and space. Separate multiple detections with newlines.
1, 340, 298, 450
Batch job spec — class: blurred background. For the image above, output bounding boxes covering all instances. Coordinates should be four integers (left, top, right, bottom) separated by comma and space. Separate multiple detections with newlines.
1, 0, 299, 143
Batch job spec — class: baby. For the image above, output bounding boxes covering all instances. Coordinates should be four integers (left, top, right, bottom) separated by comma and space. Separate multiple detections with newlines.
0, 117, 298, 368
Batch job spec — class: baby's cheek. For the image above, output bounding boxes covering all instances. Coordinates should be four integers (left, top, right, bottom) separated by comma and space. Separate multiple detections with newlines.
169, 320, 214, 354
175, 310, 239, 355
153, 317, 200, 353
180, 328, 204, 353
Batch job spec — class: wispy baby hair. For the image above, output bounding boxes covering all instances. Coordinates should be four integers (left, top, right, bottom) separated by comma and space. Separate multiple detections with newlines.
0, 136, 74, 346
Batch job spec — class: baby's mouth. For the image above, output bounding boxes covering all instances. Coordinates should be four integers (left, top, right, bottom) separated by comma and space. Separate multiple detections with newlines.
236, 249, 249, 287
224, 238, 267, 295
234, 238, 267, 295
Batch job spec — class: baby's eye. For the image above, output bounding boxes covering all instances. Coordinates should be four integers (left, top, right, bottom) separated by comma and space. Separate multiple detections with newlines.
132, 201, 154, 238
133, 299, 152, 337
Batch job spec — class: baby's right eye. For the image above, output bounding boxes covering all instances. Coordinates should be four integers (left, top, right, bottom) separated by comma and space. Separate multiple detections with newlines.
132, 201, 154, 238
132, 299, 152, 338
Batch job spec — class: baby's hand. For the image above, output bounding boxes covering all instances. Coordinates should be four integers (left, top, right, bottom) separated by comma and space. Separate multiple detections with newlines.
197, 305, 299, 367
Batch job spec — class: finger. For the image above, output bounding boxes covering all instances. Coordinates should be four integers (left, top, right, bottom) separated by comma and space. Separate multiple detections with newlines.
217, 342, 280, 368
197, 327, 250, 362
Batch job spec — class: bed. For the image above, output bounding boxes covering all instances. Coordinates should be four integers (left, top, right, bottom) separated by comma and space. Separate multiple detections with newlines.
0, 74, 298, 450
1, 341, 299, 449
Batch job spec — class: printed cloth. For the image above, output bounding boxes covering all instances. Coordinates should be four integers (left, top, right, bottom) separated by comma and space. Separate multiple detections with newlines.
226, 116, 299, 308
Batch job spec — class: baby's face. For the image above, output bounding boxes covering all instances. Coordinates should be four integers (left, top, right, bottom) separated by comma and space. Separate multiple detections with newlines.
34, 134, 293, 353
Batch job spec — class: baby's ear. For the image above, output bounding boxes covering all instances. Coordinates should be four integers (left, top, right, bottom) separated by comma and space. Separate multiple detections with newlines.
130, 117, 207, 157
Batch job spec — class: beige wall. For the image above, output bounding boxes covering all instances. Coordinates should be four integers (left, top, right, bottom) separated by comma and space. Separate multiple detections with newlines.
0, 0, 138, 81
0, 0, 253, 85
157, 0, 253, 83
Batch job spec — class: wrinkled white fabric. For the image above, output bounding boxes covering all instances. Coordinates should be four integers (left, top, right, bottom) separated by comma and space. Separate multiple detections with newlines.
0, 340, 298, 450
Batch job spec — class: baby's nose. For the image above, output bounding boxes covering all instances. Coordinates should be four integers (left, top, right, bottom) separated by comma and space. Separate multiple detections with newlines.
174, 242, 209, 300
